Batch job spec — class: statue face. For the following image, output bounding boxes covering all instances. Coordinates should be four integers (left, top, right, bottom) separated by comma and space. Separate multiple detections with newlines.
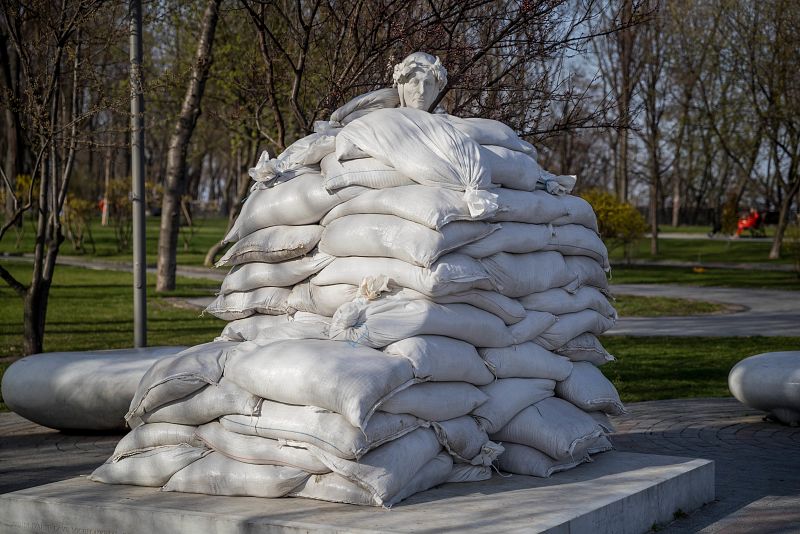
400, 69, 438, 110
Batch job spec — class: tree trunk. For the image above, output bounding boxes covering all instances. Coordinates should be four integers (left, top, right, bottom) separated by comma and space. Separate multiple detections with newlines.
156, 0, 222, 292
615, 0, 634, 203
769, 175, 800, 260
1, 31, 25, 220
650, 174, 659, 256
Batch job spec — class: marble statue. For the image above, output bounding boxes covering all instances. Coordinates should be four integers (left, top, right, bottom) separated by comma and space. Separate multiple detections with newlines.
393, 51, 448, 110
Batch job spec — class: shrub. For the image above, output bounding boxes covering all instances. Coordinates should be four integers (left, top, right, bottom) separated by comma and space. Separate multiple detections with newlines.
62, 195, 96, 253
580, 189, 647, 263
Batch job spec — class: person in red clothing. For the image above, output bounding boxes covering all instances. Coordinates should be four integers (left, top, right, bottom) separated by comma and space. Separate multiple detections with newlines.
736, 208, 760, 237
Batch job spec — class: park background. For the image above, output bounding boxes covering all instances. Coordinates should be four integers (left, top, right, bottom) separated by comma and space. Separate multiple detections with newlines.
1, 0, 799, 410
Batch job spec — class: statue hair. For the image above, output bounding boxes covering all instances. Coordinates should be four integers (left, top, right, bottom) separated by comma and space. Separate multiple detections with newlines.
392, 52, 448, 90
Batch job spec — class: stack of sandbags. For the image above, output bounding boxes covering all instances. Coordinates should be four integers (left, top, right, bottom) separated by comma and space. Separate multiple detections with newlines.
90, 98, 623, 507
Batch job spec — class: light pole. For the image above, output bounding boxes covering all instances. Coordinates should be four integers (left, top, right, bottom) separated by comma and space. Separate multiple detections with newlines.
130, 0, 147, 347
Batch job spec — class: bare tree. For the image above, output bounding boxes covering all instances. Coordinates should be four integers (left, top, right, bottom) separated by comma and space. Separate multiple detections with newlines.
156, 0, 222, 292
0, 1, 122, 354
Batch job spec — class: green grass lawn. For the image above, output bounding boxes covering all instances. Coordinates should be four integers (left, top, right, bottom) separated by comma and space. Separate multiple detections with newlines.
609, 265, 800, 289
0, 215, 230, 267
609, 236, 792, 264
658, 225, 777, 237
601, 336, 800, 402
613, 295, 728, 317
0, 263, 223, 360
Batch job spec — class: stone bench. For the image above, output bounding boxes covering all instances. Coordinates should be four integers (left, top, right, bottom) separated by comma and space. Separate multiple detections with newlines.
1, 347, 186, 431
728, 351, 800, 425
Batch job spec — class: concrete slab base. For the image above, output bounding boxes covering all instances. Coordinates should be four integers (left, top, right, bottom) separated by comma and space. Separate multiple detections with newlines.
0, 451, 714, 534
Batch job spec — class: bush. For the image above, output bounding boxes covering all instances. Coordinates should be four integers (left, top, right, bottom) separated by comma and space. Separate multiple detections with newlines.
62, 195, 96, 253
580, 189, 647, 263
107, 178, 132, 251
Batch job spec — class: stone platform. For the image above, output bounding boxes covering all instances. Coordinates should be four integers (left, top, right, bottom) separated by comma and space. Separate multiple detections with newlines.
0, 451, 713, 534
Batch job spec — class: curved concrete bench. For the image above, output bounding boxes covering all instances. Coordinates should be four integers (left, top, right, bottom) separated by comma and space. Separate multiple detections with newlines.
1, 347, 186, 431
729, 351, 800, 425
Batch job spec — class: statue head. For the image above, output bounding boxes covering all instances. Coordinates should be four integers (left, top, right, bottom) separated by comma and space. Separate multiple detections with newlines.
393, 52, 448, 111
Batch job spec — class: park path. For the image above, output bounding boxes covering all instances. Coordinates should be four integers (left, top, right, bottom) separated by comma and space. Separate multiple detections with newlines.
608, 284, 800, 337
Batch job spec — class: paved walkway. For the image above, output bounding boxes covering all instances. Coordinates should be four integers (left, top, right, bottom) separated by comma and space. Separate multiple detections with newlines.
607, 284, 800, 337
2, 398, 799, 532
609, 398, 800, 533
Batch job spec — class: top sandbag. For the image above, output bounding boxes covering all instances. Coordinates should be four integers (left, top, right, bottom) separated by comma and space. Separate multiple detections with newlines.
336, 108, 498, 217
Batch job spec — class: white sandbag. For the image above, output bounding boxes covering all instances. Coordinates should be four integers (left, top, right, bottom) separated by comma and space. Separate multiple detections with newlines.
291, 472, 376, 506
590, 411, 616, 433
337, 108, 498, 217
292, 452, 452, 507
141, 377, 260, 426
219, 252, 334, 294
555, 362, 625, 415
548, 225, 608, 267
490, 189, 598, 231
460, 222, 557, 257
519, 286, 616, 318
0, 346, 185, 431
383, 336, 494, 385
225, 173, 364, 242
224, 338, 415, 429
461, 223, 608, 266
89, 444, 208, 487
481, 251, 578, 298
215, 314, 291, 342
443, 115, 535, 154
433, 289, 526, 325
480, 342, 573, 381
163, 452, 309, 498
565, 255, 609, 290
112, 423, 202, 458
321, 185, 479, 229
386, 452, 453, 506
329, 88, 400, 126
291, 281, 524, 327
432, 416, 496, 465
247, 318, 330, 343
587, 434, 614, 454
303, 427, 442, 507
479, 145, 544, 191
194, 422, 329, 473
535, 310, 617, 351
447, 463, 492, 483
248, 133, 335, 184
556, 333, 616, 366
221, 404, 423, 460
329, 299, 512, 348
472, 378, 555, 434
312, 254, 493, 298
321, 152, 414, 190
496, 442, 588, 478
321, 214, 497, 268
509, 310, 558, 344
378, 382, 488, 421
287, 282, 352, 316
479, 145, 575, 195
491, 398, 603, 460
217, 225, 323, 267
204, 287, 291, 320
127, 341, 237, 426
